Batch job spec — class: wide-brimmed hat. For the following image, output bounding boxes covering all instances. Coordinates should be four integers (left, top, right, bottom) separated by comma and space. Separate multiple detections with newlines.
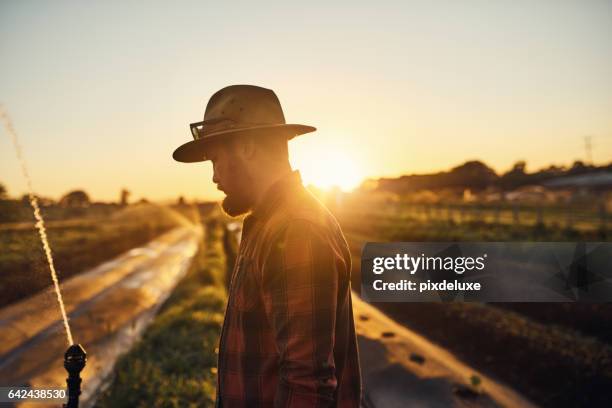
172, 85, 316, 163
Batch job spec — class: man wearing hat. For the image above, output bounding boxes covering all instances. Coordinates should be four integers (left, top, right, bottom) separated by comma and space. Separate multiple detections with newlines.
173, 85, 361, 407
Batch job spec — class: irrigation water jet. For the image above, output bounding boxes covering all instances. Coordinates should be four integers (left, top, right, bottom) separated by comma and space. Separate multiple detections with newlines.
1, 105, 87, 407
0, 105, 74, 345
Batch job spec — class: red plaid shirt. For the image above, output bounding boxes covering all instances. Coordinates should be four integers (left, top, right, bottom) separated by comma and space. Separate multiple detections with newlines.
216, 170, 361, 407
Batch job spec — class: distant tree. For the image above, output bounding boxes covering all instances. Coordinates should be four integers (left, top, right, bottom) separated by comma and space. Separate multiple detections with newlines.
19, 193, 54, 206
447, 161, 498, 191
569, 160, 590, 175
499, 160, 529, 191
177, 196, 186, 206
0, 182, 7, 200
373, 159, 612, 196
120, 189, 130, 206
375, 160, 498, 194
511, 160, 527, 173
59, 190, 90, 208
540, 164, 565, 175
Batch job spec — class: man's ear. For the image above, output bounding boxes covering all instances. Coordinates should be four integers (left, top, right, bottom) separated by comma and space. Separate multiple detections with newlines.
239, 135, 257, 160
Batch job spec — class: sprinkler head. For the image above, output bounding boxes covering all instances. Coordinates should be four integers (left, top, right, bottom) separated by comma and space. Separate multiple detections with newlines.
64, 344, 87, 375
63, 344, 86, 408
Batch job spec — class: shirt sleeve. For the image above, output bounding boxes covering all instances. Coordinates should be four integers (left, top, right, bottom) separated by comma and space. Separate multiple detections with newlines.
261, 219, 344, 408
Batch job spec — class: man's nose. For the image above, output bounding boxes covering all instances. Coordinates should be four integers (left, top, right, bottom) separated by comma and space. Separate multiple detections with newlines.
212, 165, 219, 184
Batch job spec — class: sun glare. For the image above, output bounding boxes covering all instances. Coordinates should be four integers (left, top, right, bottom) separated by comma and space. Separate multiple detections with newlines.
298, 151, 363, 192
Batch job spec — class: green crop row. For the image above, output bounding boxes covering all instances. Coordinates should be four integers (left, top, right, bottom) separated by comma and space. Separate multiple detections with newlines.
0, 203, 186, 308
94, 216, 228, 408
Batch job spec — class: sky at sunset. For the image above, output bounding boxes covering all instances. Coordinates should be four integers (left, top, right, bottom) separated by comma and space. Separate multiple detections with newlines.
1, 0, 611, 202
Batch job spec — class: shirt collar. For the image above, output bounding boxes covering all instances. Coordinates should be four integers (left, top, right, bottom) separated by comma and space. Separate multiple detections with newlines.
249, 169, 303, 222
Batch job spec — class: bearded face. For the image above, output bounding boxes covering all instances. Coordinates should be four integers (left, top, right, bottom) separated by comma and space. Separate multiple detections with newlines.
212, 148, 255, 217
220, 171, 254, 217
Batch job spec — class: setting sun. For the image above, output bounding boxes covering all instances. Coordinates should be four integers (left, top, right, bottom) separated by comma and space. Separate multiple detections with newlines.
297, 151, 363, 192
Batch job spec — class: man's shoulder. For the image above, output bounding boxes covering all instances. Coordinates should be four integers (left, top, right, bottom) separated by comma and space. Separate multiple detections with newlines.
270, 186, 339, 232
252, 186, 345, 250
253, 186, 351, 272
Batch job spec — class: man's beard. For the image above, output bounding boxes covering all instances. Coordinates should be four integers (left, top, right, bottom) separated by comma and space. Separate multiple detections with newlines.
221, 192, 252, 217
220, 160, 254, 217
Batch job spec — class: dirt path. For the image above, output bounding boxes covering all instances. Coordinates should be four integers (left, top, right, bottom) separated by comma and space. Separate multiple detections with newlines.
354, 295, 538, 407
0, 226, 201, 407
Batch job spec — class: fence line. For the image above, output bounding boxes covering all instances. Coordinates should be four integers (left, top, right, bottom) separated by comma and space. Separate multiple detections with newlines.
339, 199, 608, 235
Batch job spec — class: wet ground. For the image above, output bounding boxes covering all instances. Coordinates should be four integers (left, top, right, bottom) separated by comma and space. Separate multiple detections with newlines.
354, 296, 537, 407
0, 226, 201, 407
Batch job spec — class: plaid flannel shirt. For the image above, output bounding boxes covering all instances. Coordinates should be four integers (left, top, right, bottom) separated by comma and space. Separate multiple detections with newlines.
215, 170, 361, 408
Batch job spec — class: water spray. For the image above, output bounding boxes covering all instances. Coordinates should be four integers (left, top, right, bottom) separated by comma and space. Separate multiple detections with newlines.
1, 106, 87, 407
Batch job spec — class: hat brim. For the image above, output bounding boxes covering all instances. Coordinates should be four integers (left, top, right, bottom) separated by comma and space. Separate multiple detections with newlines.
172, 123, 316, 163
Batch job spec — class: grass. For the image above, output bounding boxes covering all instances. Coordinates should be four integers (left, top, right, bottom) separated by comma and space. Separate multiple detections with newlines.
0, 203, 192, 308
94, 215, 228, 408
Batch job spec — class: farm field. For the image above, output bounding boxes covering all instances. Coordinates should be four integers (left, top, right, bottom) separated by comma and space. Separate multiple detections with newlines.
0, 203, 200, 308
331, 194, 612, 407
1, 188, 609, 407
